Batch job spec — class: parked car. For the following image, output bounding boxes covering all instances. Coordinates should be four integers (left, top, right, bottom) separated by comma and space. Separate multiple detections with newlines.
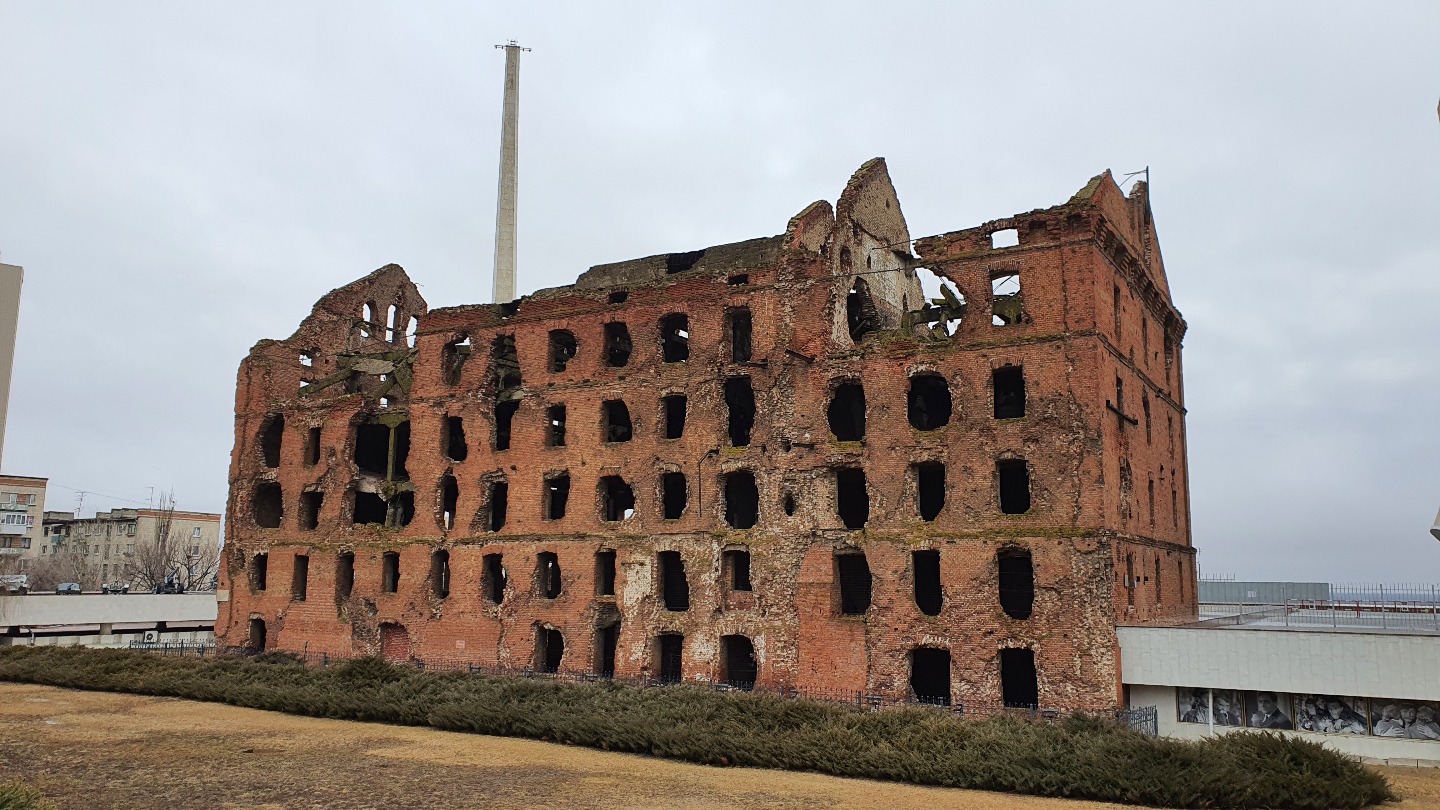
56, 583, 82, 595
101, 581, 130, 594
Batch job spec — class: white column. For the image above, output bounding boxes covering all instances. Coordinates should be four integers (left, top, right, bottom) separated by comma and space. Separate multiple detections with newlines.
492, 42, 526, 304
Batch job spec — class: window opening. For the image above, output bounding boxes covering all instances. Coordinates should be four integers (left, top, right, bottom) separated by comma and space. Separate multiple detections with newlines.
494, 400, 519, 450
545, 473, 570, 520
835, 468, 868, 529
482, 553, 506, 604
662, 394, 687, 439
1141, 317, 1149, 362
666, 249, 704, 274
990, 228, 1019, 249
491, 334, 521, 393
827, 382, 865, 441
259, 414, 284, 468
304, 427, 321, 466
441, 474, 459, 530
1154, 556, 1162, 604
1143, 395, 1152, 443
385, 305, 397, 342
603, 400, 632, 443
724, 376, 754, 447
1147, 478, 1155, 527
406, 316, 418, 348
299, 490, 323, 531
656, 633, 684, 682
998, 459, 1031, 514
727, 273, 748, 286
659, 314, 690, 363
549, 329, 577, 372
484, 479, 508, 532
353, 418, 409, 480
915, 461, 945, 521
913, 266, 967, 336
846, 277, 880, 342
1125, 553, 1136, 607
594, 550, 616, 596
361, 302, 376, 338
536, 552, 562, 599
725, 549, 752, 591
442, 335, 472, 386
1171, 483, 1178, 529
604, 322, 632, 367
600, 476, 634, 522
993, 366, 1025, 419
998, 547, 1034, 619
1000, 648, 1039, 708
728, 308, 752, 363
390, 490, 415, 528
907, 375, 952, 430
658, 550, 690, 611
380, 551, 400, 594
300, 350, 314, 368
547, 404, 566, 447
910, 648, 951, 705
723, 471, 758, 529
431, 549, 450, 599
782, 492, 797, 516
536, 626, 564, 673
608, 290, 628, 304
443, 416, 468, 462
991, 272, 1023, 326
913, 549, 942, 616
836, 552, 872, 615
661, 472, 687, 520
336, 552, 354, 600
595, 618, 619, 677
249, 552, 269, 592
253, 483, 283, 528
721, 635, 757, 689
353, 491, 386, 525
248, 618, 266, 652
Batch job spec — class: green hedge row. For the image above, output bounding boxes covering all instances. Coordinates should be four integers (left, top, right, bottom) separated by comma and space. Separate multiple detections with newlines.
0, 647, 1394, 809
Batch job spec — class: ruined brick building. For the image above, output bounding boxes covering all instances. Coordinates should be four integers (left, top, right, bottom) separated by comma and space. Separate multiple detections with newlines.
216, 159, 1195, 711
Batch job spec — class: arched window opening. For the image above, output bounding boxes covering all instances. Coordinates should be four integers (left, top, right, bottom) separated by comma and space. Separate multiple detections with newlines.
440, 474, 459, 530
431, 549, 450, 599
536, 551, 562, 599
846, 278, 880, 342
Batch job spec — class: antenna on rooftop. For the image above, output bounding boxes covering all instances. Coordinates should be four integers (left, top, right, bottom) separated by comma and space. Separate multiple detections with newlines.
492, 40, 530, 304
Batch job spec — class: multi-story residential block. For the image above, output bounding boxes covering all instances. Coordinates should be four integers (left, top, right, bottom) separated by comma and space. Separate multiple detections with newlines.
37, 508, 221, 590
0, 475, 47, 566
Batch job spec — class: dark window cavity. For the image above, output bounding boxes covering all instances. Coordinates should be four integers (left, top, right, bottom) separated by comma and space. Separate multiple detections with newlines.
304, 426, 321, 466
666, 249, 704, 274
549, 329, 577, 372
353, 419, 409, 480
494, 400, 519, 451
659, 314, 690, 363
910, 648, 951, 705
1148, 477, 1156, 527
727, 273, 748, 286
1126, 553, 1136, 607
285, 554, 306, 600
913, 549, 942, 616
547, 404, 566, 447
253, 482, 282, 529
381, 551, 400, 594
600, 476, 634, 522
536, 552, 562, 599
724, 376, 755, 447
658, 550, 690, 612
1113, 283, 1123, 339
482, 553, 506, 604
724, 549, 752, 592
440, 474, 459, 530
998, 459, 1031, 514
336, 552, 355, 600
662, 394, 687, 439
1000, 648, 1039, 708
594, 550, 616, 597
827, 382, 865, 442
536, 626, 564, 673
723, 470, 759, 529
391, 491, 415, 528
721, 635, 757, 689
259, 414, 283, 468
998, 547, 1034, 620
299, 490, 323, 531
835, 551, 872, 615
484, 478, 509, 532
915, 461, 945, 521
993, 366, 1025, 419
907, 375, 952, 430
444, 416, 467, 462
595, 617, 620, 677
431, 549, 450, 599
1143, 395, 1152, 443
249, 553, 268, 592
846, 277, 880, 342
545, 473, 570, 520
602, 400, 632, 443
728, 307, 752, 363
353, 491, 387, 525
991, 272, 1023, 326
782, 492, 797, 516
491, 334, 521, 393
835, 468, 868, 529
656, 634, 684, 682
661, 472, 687, 520
442, 335, 472, 386
248, 618, 266, 652
608, 290, 628, 304
604, 322, 632, 367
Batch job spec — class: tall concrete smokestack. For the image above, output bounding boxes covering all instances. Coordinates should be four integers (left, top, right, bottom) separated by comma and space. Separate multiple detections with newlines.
492, 40, 528, 304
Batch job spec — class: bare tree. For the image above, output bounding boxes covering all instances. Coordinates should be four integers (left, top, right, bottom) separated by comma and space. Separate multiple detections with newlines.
125, 492, 219, 593
28, 548, 98, 591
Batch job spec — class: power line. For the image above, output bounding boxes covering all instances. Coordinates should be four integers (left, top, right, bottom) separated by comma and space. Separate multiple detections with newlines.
45, 482, 152, 507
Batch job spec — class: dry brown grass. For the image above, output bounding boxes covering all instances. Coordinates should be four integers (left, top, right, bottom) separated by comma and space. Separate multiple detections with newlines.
0, 682, 1432, 810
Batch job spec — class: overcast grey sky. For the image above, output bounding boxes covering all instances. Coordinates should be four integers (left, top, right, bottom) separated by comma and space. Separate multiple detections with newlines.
2, 2, 1436, 582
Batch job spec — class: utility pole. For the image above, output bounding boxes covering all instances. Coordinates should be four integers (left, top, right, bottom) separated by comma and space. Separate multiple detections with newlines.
492, 40, 529, 304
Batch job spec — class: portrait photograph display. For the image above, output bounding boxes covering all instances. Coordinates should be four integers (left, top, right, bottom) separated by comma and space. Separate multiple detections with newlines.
1245, 691, 1294, 730
1176, 688, 1244, 726
1368, 699, 1440, 740
1293, 695, 1368, 735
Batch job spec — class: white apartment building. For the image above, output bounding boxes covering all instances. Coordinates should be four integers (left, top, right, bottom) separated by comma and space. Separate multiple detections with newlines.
38, 508, 221, 590
0, 474, 47, 563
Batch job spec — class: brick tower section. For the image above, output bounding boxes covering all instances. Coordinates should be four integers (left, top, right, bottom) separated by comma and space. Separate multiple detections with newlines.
217, 159, 1194, 712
